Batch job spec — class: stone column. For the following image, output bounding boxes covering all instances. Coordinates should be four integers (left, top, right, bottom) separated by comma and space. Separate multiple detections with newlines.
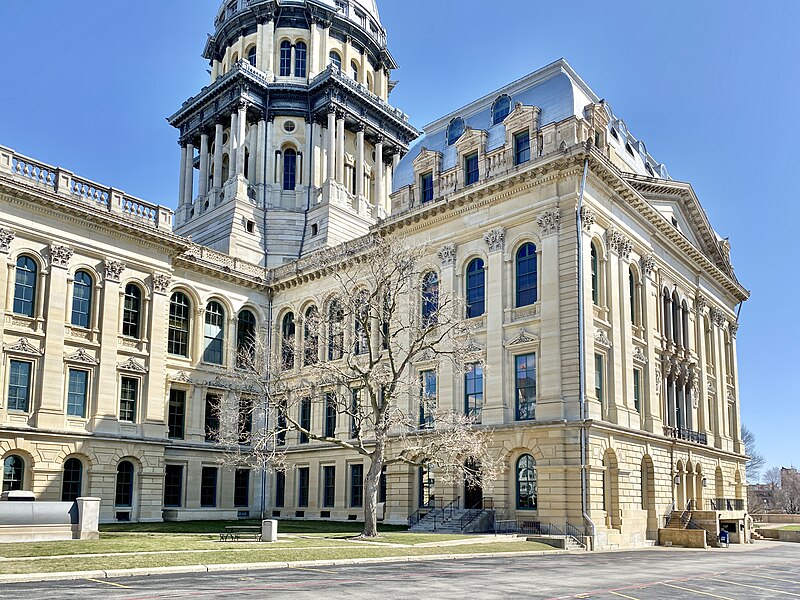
262, 18, 275, 74
482, 228, 505, 424
256, 22, 264, 70
640, 254, 661, 433
373, 139, 384, 217
247, 126, 257, 183
184, 143, 195, 204
265, 117, 276, 186
198, 131, 210, 197
213, 122, 224, 190
359, 47, 367, 85
327, 108, 336, 183
256, 117, 267, 188
0, 228, 13, 346
229, 111, 239, 181
355, 125, 365, 197
336, 113, 346, 185
178, 143, 188, 206
235, 102, 248, 177
343, 36, 352, 78
304, 120, 314, 189
309, 18, 321, 77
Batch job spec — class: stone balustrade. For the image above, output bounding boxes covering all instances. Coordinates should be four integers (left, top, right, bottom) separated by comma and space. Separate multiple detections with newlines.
0, 145, 173, 232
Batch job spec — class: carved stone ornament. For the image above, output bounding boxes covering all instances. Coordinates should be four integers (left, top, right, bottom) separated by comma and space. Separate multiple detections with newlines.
632, 346, 648, 364
729, 321, 739, 339
3, 337, 43, 356
172, 371, 192, 383
118, 357, 148, 373
655, 365, 662, 395
415, 348, 436, 363
710, 307, 726, 328
105, 260, 126, 283
504, 329, 540, 348
437, 243, 457, 267
606, 226, 633, 260
580, 206, 596, 231
152, 274, 171, 294
0, 228, 15, 253
65, 348, 99, 365
483, 227, 506, 253
536, 209, 561, 236
49, 244, 74, 269
594, 329, 612, 348
695, 294, 708, 315
707, 377, 716, 394
641, 255, 657, 277
691, 374, 701, 406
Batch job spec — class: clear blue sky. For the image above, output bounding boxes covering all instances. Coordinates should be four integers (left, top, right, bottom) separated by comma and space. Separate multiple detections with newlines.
0, 1, 797, 477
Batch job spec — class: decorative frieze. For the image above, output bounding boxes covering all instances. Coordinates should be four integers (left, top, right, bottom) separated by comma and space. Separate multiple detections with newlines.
606, 227, 633, 260
105, 260, 126, 283
437, 243, 457, 267
171, 371, 192, 383
0, 227, 15, 253
641, 255, 656, 277
536, 209, 560, 236
152, 274, 171, 294
580, 206, 595, 231
483, 227, 505, 253
49, 244, 73, 269
655, 365, 662, 395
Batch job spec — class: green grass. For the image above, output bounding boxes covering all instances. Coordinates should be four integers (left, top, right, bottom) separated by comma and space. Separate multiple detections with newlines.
0, 541, 553, 575
781, 525, 800, 531
100, 519, 408, 535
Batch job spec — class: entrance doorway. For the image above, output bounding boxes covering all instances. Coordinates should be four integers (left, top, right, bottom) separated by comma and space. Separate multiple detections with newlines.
464, 461, 483, 509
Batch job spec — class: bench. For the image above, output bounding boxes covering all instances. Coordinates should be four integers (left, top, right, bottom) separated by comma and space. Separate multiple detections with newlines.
220, 525, 262, 542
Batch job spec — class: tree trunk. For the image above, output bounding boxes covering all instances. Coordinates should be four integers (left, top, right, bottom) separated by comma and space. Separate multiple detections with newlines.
362, 445, 384, 537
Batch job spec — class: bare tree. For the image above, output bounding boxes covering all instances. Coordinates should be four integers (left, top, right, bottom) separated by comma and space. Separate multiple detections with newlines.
755, 467, 800, 514
741, 425, 766, 482
215, 235, 500, 537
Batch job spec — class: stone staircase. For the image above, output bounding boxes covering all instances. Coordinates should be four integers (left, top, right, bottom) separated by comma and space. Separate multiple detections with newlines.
409, 507, 495, 533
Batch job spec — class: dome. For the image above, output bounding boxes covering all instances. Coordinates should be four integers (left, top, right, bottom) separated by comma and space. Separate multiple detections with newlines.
318, 0, 382, 27
216, 1, 382, 30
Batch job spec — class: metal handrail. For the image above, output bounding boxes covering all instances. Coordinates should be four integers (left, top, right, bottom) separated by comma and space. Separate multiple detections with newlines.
407, 496, 440, 527
442, 495, 461, 523
459, 497, 494, 531
706, 498, 745, 512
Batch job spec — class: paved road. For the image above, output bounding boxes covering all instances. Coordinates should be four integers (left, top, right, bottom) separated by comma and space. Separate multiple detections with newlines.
3, 542, 800, 599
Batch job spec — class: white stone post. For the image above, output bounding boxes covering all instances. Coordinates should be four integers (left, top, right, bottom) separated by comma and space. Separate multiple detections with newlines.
304, 120, 313, 189
265, 118, 276, 186
199, 132, 210, 197
178, 144, 188, 206
336, 113, 345, 185
213, 122, 224, 190
236, 102, 248, 177
374, 139, 384, 217
327, 108, 336, 183
76, 497, 101, 540
184, 143, 195, 204
356, 125, 365, 197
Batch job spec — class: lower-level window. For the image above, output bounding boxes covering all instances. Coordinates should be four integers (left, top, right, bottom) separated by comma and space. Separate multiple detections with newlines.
2, 455, 24, 492
119, 377, 138, 423
61, 458, 83, 502
516, 454, 538, 509
350, 464, 364, 508
67, 369, 89, 418
7, 360, 32, 413
201, 467, 218, 508
164, 465, 183, 507
275, 471, 286, 508
297, 467, 309, 508
515, 353, 536, 421
323, 465, 336, 508
115, 461, 134, 507
234, 469, 250, 508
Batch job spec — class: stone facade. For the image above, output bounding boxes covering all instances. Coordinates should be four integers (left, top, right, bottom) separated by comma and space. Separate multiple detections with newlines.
0, 0, 750, 547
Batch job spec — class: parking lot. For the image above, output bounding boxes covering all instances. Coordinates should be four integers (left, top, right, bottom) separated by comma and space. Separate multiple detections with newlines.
2, 541, 799, 599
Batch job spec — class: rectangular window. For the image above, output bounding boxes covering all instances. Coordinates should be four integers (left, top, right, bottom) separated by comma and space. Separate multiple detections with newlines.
633, 368, 642, 413
323, 465, 336, 508
350, 464, 364, 508
515, 354, 536, 421
234, 469, 250, 507
67, 369, 89, 418
200, 467, 218, 507
205, 394, 220, 442
464, 153, 479, 186
7, 360, 32, 413
163, 465, 183, 508
595, 354, 605, 407
297, 467, 309, 507
465, 364, 484, 423
238, 397, 253, 444
350, 388, 361, 439
119, 377, 138, 423
514, 130, 531, 165
420, 172, 434, 203
299, 398, 311, 444
379, 468, 387, 504
324, 393, 337, 438
168, 389, 186, 439
275, 471, 286, 508
420, 370, 436, 428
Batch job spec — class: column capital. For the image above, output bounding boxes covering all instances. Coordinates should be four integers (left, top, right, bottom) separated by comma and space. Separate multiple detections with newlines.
437, 243, 457, 267
355, 122, 366, 133
536, 209, 560, 237
606, 226, 633, 260
0, 227, 15, 253
49, 244, 73, 269
483, 227, 506, 253
104, 260, 126, 283
236, 99, 249, 112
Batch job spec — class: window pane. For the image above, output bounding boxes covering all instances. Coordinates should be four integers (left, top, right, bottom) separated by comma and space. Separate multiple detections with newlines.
237, 310, 257, 366
350, 464, 364, 508
299, 398, 311, 444
3, 456, 24, 492
466, 259, 485, 318
297, 467, 309, 507
421, 172, 434, 203
492, 96, 511, 125
295, 42, 307, 77
8, 360, 32, 412
13, 256, 37, 317
62, 458, 83, 502
205, 394, 220, 442
168, 389, 186, 439
324, 393, 337, 438
516, 243, 538, 307
168, 293, 191, 357
421, 272, 439, 326
164, 465, 183, 507
115, 461, 134, 507
283, 149, 297, 191
465, 364, 483, 423
71, 271, 93, 328
465, 153, 479, 186
203, 302, 225, 365
201, 467, 218, 507
119, 378, 138, 422
515, 131, 531, 165
515, 354, 536, 421
234, 469, 250, 507
280, 41, 291, 76
275, 471, 286, 508
420, 370, 437, 428
122, 284, 142, 338
67, 369, 88, 418
595, 354, 604, 406
516, 455, 537, 509
323, 465, 336, 508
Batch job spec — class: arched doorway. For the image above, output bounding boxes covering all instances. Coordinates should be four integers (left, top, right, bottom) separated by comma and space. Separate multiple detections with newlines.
603, 450, 621, 530
675, 460, 685, 509
641, 456, 657, 540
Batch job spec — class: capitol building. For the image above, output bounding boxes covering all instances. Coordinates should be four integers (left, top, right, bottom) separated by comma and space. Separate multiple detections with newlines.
0, 0, 750, 548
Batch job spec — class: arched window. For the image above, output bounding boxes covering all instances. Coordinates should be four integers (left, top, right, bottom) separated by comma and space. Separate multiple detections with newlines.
236, 310, 256, 363
704, 316, 714, 373
122, 284, 142, 339
629, 267, 639, 327
329, 50, 342, 70
281, 312, 296, 370
295, 42, 307, 77
354, 290, 369, 355
203, 301, 225, 365
421, 271, 439, 327
366, 72, 374, 93
71, 270, 93, 329
168, 292, 191, 357
62, 458, 83, 502
662, 288, 672, 340
247, 45, 257, 67
304, 306, 320, 365
492, 95, 512, 126
682, 301, 690, 350
351, 60, 359, 81
283, 148, 297, 191
13, 256, 37, 317
446, 117, 465, 146
2, 455, 24, 492
516, 243, 538, 307
591, 242, 600, 306
279, 41, 292, 76
516, 454, 537, 509
115, 461, 134, 507
466, 258, 485, 318
328, 300, 344, 361
671, 291, 681, 346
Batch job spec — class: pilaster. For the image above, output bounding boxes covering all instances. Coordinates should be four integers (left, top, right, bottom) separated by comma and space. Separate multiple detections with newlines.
142, 274, 170, 437
537, 209, 563, 421
482, 227, 505, 425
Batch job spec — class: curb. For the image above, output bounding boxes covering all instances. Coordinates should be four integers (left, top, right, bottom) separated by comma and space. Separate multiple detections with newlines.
0, 549, 570, 584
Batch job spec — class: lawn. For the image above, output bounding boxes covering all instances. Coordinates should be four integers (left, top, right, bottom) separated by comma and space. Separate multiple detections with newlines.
781, 525, 800, 531
101, 519, 408, 535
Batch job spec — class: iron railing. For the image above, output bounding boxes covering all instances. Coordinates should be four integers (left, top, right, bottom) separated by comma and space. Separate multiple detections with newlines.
705, 498, 745, 512
408, 496, 440, 527
663, 426, 708, 445
459, 497, 494, 531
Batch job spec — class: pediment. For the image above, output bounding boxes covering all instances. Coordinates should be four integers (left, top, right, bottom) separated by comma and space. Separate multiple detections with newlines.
65, 348, 99, 365
3, 338, 43, 356
118, 357, 148, 373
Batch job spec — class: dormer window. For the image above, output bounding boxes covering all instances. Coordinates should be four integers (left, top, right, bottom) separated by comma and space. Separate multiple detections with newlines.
626, 143, 634, 156
611, 128, 619, 140
465, 153, 479, 186
420, 172, 434, 203
491, 95, 512, 126
329, 51, 342, 71
446, 117, 465, 146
